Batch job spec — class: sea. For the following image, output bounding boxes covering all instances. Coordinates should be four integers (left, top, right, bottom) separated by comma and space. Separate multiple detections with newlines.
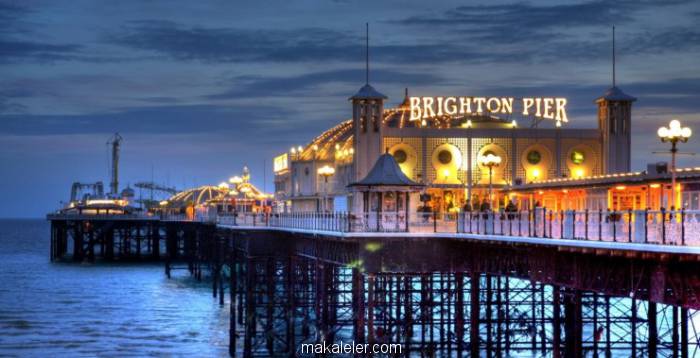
0, 219, 230, 357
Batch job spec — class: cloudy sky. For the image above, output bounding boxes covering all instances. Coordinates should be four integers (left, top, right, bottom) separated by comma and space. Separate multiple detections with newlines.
1, 0, 699, 217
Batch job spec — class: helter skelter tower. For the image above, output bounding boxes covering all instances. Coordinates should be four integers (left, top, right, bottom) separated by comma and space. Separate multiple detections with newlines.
108, 132, 123, 196
351, 23, 387, 182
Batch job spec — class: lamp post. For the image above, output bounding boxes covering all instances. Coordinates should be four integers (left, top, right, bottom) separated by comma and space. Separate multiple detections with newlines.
658, 119, 692, 209
317, 165, 335, 212
478, 153, 502, 209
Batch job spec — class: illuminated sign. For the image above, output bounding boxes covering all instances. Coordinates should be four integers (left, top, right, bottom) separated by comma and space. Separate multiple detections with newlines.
273, 153, 289, 172
409, 97, 568, 123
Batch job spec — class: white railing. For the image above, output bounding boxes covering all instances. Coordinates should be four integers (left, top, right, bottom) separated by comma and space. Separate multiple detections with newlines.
457, 209, 700, 246
213, 209, 700, 246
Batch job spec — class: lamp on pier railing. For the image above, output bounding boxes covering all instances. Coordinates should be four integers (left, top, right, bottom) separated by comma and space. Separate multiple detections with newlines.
478, 152, 502, 209
317, 165, 335, 213
658, 119, 692, 209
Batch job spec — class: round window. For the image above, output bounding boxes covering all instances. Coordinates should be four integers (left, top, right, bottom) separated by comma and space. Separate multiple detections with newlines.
438, 150, 452, 165
393, 149, 407, 164
526, 150, 542, 165
570, 150, 585, 165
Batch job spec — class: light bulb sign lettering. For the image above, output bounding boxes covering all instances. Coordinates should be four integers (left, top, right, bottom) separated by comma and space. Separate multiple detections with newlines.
409, 97, 568, 123
273, 153, 289, 172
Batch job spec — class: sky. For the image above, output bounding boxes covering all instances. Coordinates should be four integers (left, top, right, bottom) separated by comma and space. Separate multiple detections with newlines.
1, 0, 699, 218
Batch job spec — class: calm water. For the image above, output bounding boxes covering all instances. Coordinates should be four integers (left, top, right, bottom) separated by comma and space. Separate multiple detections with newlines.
0, 219, 230, 357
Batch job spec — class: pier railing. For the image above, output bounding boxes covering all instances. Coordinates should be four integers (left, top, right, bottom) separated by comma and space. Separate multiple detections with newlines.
216, 209, 700, 246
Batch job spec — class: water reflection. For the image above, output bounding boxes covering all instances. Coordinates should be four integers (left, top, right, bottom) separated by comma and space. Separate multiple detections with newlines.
229, 254, 699, 357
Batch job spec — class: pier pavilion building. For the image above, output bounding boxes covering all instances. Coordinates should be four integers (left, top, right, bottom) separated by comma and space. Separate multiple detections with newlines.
160, 166, 272, 220
273, 82, 637, 214
509, 164, 700, 212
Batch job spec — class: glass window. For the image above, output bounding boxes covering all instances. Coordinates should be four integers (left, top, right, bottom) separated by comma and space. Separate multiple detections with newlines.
393, 149, 408, 164
570, 150, 585, 165
438, 150, 452, 165
526, 150, 541, 165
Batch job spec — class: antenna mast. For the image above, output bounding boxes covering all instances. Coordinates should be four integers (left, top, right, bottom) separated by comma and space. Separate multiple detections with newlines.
612, 25, 616, 87
365, 22, 369, 85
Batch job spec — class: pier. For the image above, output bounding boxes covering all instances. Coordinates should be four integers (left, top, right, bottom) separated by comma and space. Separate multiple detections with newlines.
48, 210, 700, 357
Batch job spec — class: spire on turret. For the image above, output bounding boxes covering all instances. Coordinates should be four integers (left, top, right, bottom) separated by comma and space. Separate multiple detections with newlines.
350, 22, 386, 100
398, 88, 411, 108
596, 26, 636, 103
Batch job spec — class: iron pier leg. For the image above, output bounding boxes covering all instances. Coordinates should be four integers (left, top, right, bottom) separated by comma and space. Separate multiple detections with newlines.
648, 301, 657, 358
553, 286, 561, 358
243, 259, 255, 357
470, 272, 480, 358
631, 298, 637, 356
564, 289, 582, 358
367, 274, 376, 346
455, 272, 465, 358
404, 275, 412, 357
681, 307, 688, 358
266, 258, 274, 355
286, 256, 296, 357
352, 268, 365, 345
605, 296, 611, 358
672, 306, 679, 358
229, 247, 237, 357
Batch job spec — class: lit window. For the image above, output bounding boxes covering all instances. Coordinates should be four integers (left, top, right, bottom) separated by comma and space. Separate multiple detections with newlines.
570, 150, 585, 165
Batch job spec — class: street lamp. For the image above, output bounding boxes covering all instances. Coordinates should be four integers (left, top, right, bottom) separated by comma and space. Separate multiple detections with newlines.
478, 152, 502, 209
658, 119, 692, 209
317, 165, 336, 212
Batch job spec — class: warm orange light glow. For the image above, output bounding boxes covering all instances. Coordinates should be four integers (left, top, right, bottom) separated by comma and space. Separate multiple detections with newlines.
650, 183, 661, 189
538, 190, 544, 195
616, 186, 626, 190
317, 165, 336, 177
574, 168, 584, 178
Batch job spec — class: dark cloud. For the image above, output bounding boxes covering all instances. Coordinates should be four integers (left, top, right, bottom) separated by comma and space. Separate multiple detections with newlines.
208, 68, 444, 99
396, 1, 690, 35
399, 1, 633, 32
476, 77, 700, 114
106, 21, 359, 63
0, 39, 82, 63
0, 3, 82, 63
0, 104, 301, 136
0, 2, 29, 28
393, 1, 699, 61
105, 20, 517, 65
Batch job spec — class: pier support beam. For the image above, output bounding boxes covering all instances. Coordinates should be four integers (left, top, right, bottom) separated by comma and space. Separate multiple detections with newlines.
455, 272, 465, 357
553, 285, 561, 358
648, 301, 657, 358
470, 272, 480, 357
564, 289, 582, 358
352, 268, 365, 344
229, 246, 237, 357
